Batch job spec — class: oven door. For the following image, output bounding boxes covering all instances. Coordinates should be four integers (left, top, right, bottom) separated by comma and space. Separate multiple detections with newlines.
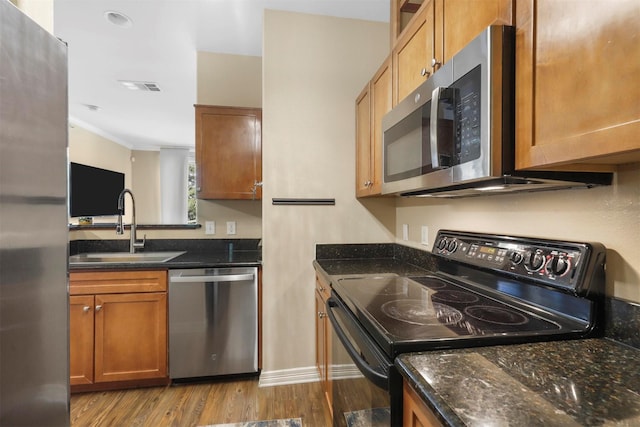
327, 296, 401, 427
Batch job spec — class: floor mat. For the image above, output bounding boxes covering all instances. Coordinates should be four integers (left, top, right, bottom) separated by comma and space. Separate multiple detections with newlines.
199, 418, 302, 427
344, 407, 391, 427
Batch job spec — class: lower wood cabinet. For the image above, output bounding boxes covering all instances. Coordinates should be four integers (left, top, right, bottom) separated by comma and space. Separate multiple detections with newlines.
315, 273, 333, 415
69, 270, 168, 391
403, 380, 443, 427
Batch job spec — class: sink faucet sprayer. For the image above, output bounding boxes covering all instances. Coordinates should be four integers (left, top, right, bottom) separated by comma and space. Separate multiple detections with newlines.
116, 189, 145, 253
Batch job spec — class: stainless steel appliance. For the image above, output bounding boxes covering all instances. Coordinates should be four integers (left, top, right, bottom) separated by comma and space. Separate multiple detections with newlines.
327, 230, 606, 426
168, 267, 259, 379
0, 2, 70, 425
381, 25, 612, 198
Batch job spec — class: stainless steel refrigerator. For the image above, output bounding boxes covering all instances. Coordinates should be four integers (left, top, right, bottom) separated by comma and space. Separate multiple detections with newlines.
0, 1, 70, 425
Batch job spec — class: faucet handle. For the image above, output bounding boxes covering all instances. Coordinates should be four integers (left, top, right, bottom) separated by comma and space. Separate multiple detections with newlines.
134, 234, 146, 249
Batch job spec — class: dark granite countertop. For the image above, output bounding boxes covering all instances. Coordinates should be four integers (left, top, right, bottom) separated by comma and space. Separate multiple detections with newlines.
313, 242, 438, 283
69, 239, 261, 270
397, 339, 640, 427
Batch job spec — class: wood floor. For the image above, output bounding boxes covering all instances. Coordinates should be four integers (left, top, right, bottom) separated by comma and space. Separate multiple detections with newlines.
70, 378, 332, 427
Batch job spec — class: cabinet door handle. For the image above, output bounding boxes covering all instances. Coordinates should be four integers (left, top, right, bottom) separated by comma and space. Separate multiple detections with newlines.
431, 58, 441, 69
82, 306, 91, 313
95, 305, 103, 312
420, 67, 430, 77
318, 311, 327, 319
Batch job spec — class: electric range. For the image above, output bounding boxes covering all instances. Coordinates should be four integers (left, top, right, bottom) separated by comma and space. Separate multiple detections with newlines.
326, 230, 606, 427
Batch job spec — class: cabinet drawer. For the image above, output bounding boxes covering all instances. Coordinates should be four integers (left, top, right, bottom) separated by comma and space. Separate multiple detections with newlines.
70, 270, 167, 295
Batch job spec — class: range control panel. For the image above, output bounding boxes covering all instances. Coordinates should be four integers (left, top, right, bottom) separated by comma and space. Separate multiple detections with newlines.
433, 230, 603, 292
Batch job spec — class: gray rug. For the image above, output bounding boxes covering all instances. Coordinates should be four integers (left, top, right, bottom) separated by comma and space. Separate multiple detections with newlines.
200, 418, 302, 427
344, 408, 390, 427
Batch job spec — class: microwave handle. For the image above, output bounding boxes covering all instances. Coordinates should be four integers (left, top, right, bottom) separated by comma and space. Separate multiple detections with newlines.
430, 86, 444, 169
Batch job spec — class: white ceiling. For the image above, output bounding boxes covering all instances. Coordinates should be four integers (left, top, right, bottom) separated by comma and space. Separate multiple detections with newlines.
53, 0, 390, 151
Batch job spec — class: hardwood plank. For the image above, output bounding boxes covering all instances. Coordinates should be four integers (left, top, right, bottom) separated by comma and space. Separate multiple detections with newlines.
71, 378, 331, 427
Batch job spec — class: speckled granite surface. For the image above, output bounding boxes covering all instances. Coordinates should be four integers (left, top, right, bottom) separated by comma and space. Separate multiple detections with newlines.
397, 339, 640, 427
313, 243, 438, 279
69, 239, 261, 270
605, 297, 640, 348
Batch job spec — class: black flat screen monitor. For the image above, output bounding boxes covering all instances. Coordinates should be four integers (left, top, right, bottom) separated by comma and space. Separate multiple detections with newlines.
69, 162, 124, 217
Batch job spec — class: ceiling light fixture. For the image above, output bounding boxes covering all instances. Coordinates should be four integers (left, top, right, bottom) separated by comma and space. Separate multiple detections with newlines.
104, 11, 133, 28
118, 80, 161, 92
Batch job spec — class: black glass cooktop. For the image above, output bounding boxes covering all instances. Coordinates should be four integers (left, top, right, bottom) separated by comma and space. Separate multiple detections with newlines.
332, 275, 572, 357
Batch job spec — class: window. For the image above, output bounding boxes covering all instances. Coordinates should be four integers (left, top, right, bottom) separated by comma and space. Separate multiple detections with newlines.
187, 161, 197, 224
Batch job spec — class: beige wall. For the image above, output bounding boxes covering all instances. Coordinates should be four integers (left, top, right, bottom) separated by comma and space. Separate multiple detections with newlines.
262, 10, 392, 373
131, 150, 161, 224
197, 52, 262, 107
13, 0, 53, 33
395, 162, 640, 303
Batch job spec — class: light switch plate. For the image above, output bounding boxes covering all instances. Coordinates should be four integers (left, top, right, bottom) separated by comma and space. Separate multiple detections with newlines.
226, 221, 236, 235
421, 226, 429, 246
205, 221, 215, 235
402, 224, 409, 241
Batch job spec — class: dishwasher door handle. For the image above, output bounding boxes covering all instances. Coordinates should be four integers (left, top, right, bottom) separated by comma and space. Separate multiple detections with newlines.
170, 273, 254, 283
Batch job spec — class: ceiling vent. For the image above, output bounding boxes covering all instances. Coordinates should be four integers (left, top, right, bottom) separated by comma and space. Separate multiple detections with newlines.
118, 80, 161, 92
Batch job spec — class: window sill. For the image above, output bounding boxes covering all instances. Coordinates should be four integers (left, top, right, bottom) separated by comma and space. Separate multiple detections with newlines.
69, 223, 202, 231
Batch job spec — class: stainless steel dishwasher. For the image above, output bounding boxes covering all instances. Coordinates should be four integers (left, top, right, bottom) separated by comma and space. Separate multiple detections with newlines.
168, 267, 258, 379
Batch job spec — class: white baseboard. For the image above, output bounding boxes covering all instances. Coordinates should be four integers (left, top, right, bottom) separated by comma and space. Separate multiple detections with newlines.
258, 364, 362, 388
258, 366, 320, 387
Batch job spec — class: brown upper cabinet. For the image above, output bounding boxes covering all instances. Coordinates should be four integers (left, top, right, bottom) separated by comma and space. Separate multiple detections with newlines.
392, 0, 513, 105
391, 0, 425, 44
195, 105, 262, 200
356, 57, 392, 197
515, 0, 640, 169
393, 2, 436, 104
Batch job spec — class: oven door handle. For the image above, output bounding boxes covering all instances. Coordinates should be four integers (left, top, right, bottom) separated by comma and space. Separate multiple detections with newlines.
326, 298, 389, 390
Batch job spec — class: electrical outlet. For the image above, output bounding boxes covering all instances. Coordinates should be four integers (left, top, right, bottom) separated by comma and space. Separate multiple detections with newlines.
402, 224, 409, 241
226, 221, 236, 235
205, 221, 215, 235
421, 226, 429, 246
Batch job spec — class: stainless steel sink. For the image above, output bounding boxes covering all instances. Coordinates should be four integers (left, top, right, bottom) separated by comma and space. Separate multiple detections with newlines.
69, 251, 186, 265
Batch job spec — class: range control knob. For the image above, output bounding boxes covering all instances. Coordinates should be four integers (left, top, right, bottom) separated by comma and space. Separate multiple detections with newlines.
509, 251, 524, 265
447, 239, 458, 252
525, 251, 545, 272
547, 255, 570, 276
436, 237, 448, 250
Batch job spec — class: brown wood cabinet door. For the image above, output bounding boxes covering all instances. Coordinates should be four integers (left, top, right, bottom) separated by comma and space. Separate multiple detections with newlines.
315, 289, 327, 386
69, 295, 95, 386
356, 84, 372, 197
195, 105, 262, 200
403, 381, 443, 427
438, 0, 513, 63
394, 1, 436, 104
516, 0, 640, 169
94, 292, 167, 383
370, 57, 393, 196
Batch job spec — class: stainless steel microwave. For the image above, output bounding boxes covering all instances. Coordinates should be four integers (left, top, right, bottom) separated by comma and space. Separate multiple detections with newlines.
381, 25, 611, 197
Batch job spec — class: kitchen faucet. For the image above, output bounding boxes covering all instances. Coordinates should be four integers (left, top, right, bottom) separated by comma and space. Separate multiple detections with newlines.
116, 189, 145, 253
